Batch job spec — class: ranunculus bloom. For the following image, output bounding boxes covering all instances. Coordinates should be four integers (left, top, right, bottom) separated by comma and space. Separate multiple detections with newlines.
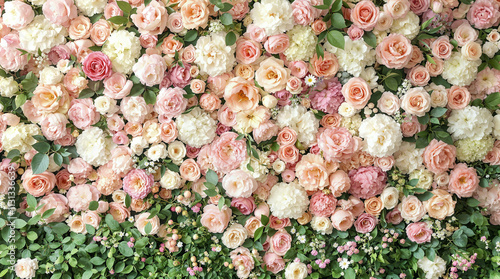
123, 169, 154, 199
423, 139, 456, 174
351, 0, 379, 31
354, 213, 378, 233
448, 163, 479, 198
200, 204, 232, 233
341, 77, 372, 109
376, 34, 412, 69
82, 51, 112, 81
406, 222, 432, 244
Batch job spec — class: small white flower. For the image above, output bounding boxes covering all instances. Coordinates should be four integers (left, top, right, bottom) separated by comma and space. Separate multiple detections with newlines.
339, 258, 350, 270
304, 75, 317, 86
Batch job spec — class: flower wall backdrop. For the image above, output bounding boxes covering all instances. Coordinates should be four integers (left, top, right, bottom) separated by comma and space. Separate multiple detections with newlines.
1, 0, 500, 278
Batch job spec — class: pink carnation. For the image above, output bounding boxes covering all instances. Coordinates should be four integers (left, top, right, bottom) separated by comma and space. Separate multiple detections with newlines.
123, 169, 154, 199
309, 191, 337, 217
349, 166, 387, 199
467, 0, 500, 29
309, 78, 344, 114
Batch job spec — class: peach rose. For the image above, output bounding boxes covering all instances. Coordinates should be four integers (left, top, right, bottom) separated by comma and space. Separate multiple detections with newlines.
131, 1, 168, 35
166, 12, 184, 33
264, 34, 289, 54
384, 0, 410, 19
330, 209, 354, 231
68, 215, 86, 234
453, 22, 477, 46
423, 139, 456, 174
311, 19, 327, 35
32, 84, 71, 115
431, 36, 453, 59
109, 202, 131, 223
234, 64, 255, 80
341, 77, 371, 110
269, 231, 292, 256
200, 204, 232, 233
400, 87, 431, 116
423, 189, 456, 220
461, 41, 482, 60
376, 34, 412, 69
374, 156, 395, 172
82, 211, 101, 228
351, 0, 379, 31
180, 0, 210, 29
224, 77, 260, 112
255, 57, 291, 93
377, 92, 400, 115
278, 145, 300, 164
180, 158, 201, 181
161, 34, 183, 56
22, 169, 56, 197
68, 16, 91, 40
329, 170, 351, 197
90, 19, 112, 46
364, 197, 384, 216
277, 127, 297, 146
295, 154, 329, 191
35, 193, 69, 223
399, 195, 426, 222
199, 93, 221, 112
320, 113, 342, 128
135, 212, 160, 235
235, 36, 262, 65
425, 57, 444, 77
407, 65, 430, 86
309, 52, 339, 78
447, 86, 470, 110
405, 45, 424, 68
448, 163, 479, 198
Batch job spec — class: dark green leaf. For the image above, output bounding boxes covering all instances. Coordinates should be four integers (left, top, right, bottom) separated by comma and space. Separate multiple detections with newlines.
32, 142, 50, 153
89, 201, 99, 211
21, 72, 38, 94
418, 114, 430, 124
315, 44, 324, 59
331, 13, 346, 29
118, 241, 134, 257
184, 30, 198, 42
78, 88, 95, 99
116, 1, 132, 14
144, 89, 157, 105
327, 30, 345, 50
363, 32, 377, 48
225, 31, 236, 46
430, 107, 447, 118
42, 208, 56, 219
384, 77, 398, 91
206, 169, 219, 185
254, 226, 264, 241
31, 153, 49, 174
125, 194, 132, 208
416, 191, 434, 201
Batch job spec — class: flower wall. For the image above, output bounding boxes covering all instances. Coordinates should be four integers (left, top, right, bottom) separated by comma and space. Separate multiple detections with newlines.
1, 0, 500, 278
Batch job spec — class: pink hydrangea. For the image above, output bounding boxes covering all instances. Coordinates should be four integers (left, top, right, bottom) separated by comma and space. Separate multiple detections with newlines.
123, 169, 154, 199
309, 78, 344, 114
308, 191, 337, 217
348, 166, 387, 199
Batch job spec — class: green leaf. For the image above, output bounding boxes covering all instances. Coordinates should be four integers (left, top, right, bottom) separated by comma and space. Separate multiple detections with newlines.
313, 0, 332, 9
331, 13, 346, 29
105, 214, 121, 231
344, 268, 356, 279
51, 223, 70, 235
27, 231, 38, 241
15, 94, 27, 108
415, 136, 429, 149
363, 32, 377, 48
90, 14, 103, 24
144, 222, 152, 235
119, 241, 134, 257
225, 31, 236, 46
218, 196, 225, 211
7, 149, 20, 159
421, 17, 433, 30
220, 13, 233, 25
125, 194, 132, 208
89, 201, 99, 211
426, 248, 436, 261
315, 44, 324, 59
479, 178, 489, 188
184, 30, 198, 42
384, 77, 398, 91
484, 92, 500, 110
32, 142, 50, 153
21, 72, 38, 94
53, 153, 63, 166
108, 16, 129, 25
206, 169, 219, 185
143, 89, 157, 105
254, 226, 264, 241
430, 107, 447, 118
27, 194, 37, 211
331, 0, 342, 12
418, 114, 430, 125
116, 1, 132, 14
467, 198, 480, 207
42, 208, 56, 219
31, 153, 50, 174
90, 257, 105, 266
471, 211, 484, 226
261, 215, 269, 226
416, 191, 434, 201
78, 88, 95, 99
414, 248, 425, 259
270, 142, 279, 152
14, 219, 27, 229
327, 30, 345, 50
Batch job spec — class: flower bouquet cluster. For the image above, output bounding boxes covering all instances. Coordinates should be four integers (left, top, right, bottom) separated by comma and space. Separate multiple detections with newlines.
1, 0, 500, 278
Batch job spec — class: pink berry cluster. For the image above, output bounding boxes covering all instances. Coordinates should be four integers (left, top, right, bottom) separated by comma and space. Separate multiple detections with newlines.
449, 253, 477, 278
337, 241, 359, 256
314, 258, 331, 269
187, 266, 203, 276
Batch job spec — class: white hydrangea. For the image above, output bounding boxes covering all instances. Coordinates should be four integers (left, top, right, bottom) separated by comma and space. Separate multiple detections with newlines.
442, 52, 481, 86
240, 149, 270, 182
102, 30, 142, 75
19, 15, 67, 53
359, 114, 402, 157
250, 0, 294, 36
74, 0, 107, 16
310, 216, 333, 235
276, 105, 319, 147
75, 127, 116, 167
267, 181, 309, 219
447, 106, 493, 140
409, 169, 433, 190
394, 142, 424, 174
493, 114, 500, 140
195, 32, 236, 77
0, 76, 19, 97
175, 107, 217, 148
325, 36, 376, 77
390, 12, 420, 40
359, 67, 379, 89
417, 256, 446, 279
284, 25, 317, 62
1, 123, 41, 153
160, 169, 182, 190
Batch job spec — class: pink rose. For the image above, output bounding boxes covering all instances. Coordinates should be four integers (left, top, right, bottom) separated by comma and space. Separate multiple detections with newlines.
341, 77, 372, 109
386, 208, 403, 224
264, 34, 289, 54
104, 2, 123, 19
467, 0, 500, 29
131, 1, 168, 35
179, 158, 201, 181
3, 1, 34, 30
200, 204, 232, 233
82, 51, 112, 81
448, 163, 479, 198
349, 166, 387, 199
351, 0, 379, 31
123, 169, 154, 199
224, 77, 260, 112
406, 222, 432, 243
208, 73, 234, 97
384, 0, 410, 19
309, 52, 339, 78
230, 247, 255, 279
133, 53, 167, 86
222, 169, 258, 198
330, 209, 354, 231
236, 37, 262, 65
160, 120, 178, 143
66, 184, 101, 212
48, 45, 71, 65
109, 202, 131, 223
447, 86, 470, 110
103, 73, 133, 100
263, 253, 285, 274
354, 213, 378, 233
400, 87, 431, 117
154, 87, 188, 119
431, 36, 453, 60
22, 169, 56, 198
168, 64, 191, 88
67, 158, 92, 183
231, 197, 256, 215
278, 145, 300, 164
317, 127, 362, 162
245, 24, 267, 43
407, 66, 430, 86
269, 231, 292, 256
423, 139, 456, 174
376, 34, 412, 69
90, 19, 112, 46
0, 33, 28, 72
68, 99, 100, 130
309, 191, 337, 217
166, 12, 184, 33
292, 0, 318, 26
289, 61, 309, 78
228, 0, 250, 20
43, 0, 77, 27
329, 170, 351, 197
277, 127, 298, 146
295, 154, 329, 191
210, 132, 247, 173
409, 0, 429, 15
36, 193, 69, 223
40, 113, 68, 141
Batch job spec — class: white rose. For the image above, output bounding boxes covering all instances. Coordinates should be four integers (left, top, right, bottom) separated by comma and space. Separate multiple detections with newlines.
272, 159, 286, 174
160, 169, 182, 190
130, 136, 148, 155
0, 76, 19, 97
222, 224, 248, 249
338, 102, 358, 117
94, 96, 118, 115
167, 141, 186, 165
434, 172, 449, 188
262, 94, 278, 108
417, 256, 446, 279
483, 41, 499, 58
56, 59, 72, 73
39, 66, 63, 85
428, 84, 448, 107
145, 143, 168, 162
310, 216, 333, 234
285, 262, 308, 279
112, 190, 127, 203
409, 169, 433, 190
380, 187, 400, 209
377, 92, 400, 115
15, 258, 38, 279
